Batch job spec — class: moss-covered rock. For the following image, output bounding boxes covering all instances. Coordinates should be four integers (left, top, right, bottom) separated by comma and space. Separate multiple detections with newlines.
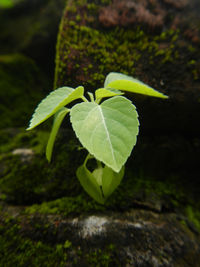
54, 0, 200, 135
0, 205, 200, 266
0, 128, 85, 204
0, 53, 48, 129
55, 0, 200, 91
0, 127, 200, 265
1, 127, 200, 219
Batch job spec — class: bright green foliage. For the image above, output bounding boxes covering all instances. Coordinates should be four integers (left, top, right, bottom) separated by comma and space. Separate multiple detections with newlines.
27, 72, 168, 203
70, 96, 139, 173
46, 107, 70, 162
0, 0, 13, 8
27, 86, 84, 130
105, 72, 168, 99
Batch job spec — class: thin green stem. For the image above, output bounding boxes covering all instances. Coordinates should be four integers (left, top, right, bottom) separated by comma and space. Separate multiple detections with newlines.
87, 92, 95, 102
84, 153, 93, 166
95, 98, 102, 104
81, 96, 89, 102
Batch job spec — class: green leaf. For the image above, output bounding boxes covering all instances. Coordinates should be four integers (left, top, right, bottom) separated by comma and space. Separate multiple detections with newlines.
27, 86, 84, 130
92, 167, 103, 186
104, 72, 168, 99
95, 88, 123, 100
102, 165, 125, 198
70, 96, 139, 173
76, 165, 105, 204
46, 107, 70, 162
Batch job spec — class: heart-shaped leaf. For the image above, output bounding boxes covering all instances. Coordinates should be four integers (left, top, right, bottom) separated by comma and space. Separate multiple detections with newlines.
27, 86, 84, 130
70, 96, 139, 172
104, 72, 168, 99
46, 107, 70, 162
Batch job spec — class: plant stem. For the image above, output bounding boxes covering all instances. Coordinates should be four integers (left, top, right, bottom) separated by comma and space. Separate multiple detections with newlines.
81, 96, 89, 102
84, 153, 93, 166
87, 92, 95, 102
95, 98, 102, 104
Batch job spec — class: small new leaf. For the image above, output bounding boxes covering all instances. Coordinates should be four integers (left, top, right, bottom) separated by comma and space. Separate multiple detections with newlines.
27, 86, 84, 130
76, 164, 105, 204
104, 72, 168, 99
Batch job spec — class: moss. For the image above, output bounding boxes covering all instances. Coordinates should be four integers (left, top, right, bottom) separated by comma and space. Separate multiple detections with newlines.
185, 206, 200, 232
0, 128, 49, 154
25, 194, 105, 216
0, 54, 47, 129
85, 245, 118, 267
0, 213, 120, 266
0, 217, 69, 267
0, 128, 83, 204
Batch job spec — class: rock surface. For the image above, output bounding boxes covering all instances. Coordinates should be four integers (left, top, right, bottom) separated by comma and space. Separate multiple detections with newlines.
1, 203, 200, 266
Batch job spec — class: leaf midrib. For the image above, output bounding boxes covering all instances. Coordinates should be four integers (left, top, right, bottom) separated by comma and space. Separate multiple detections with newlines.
97, 106, 117, 168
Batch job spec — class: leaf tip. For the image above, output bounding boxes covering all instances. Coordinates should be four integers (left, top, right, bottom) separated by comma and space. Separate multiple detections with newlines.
46, 151, 51, 163
26, 126, 32, 131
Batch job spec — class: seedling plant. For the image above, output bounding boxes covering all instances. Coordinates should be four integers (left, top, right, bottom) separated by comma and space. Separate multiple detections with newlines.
27, 72, 168, 204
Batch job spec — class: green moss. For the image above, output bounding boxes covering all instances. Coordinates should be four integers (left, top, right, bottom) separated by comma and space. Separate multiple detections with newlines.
85, 245, 117, 267
0, 218, 69, 267
0, 129, 83, 204
55, 0, 200, 95
0, 128, 49, 154
185, 206, 200, 232
0, 214, 119, 266
25, 194, 105, 216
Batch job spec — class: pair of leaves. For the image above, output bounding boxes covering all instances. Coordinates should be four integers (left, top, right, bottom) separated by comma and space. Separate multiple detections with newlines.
76, 162, 125, 204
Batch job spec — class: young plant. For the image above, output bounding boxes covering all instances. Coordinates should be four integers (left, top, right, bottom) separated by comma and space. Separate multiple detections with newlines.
27, 72, 168, 204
